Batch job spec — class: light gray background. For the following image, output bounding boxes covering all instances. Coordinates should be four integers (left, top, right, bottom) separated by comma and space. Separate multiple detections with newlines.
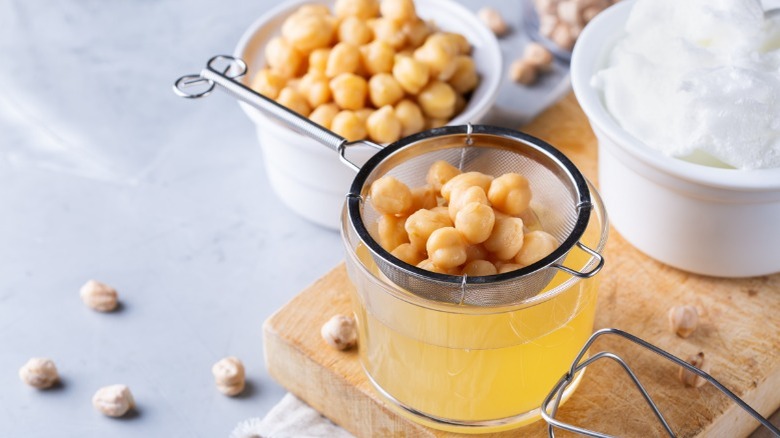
0, 0, 570, 436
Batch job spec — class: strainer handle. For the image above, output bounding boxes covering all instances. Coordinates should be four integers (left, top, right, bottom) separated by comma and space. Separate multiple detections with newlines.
552, 242, 604, 278
174, 55, 377, 161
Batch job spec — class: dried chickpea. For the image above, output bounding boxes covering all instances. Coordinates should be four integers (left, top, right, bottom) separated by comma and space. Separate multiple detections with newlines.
361, 40, 395, 75
498, 263, 523, 274
309, 103, 340, 129
281, 12, 336, 53
368, 73, 404, 107
380, 0, 416, 22
484, 216, 525, 260
403, 19, 433, 48
426, 227, 468, 269
299, 72, 332, 108
448, 56, 479, 94
478, 7, 509, 36
510, 58, 538, 85
455, 202, 495, 244
378, 214, 409, 251
524, 42, 554, 72
392, 55, 430, 94
277, 87, 311, 117
370, 18, 406, 49
391, 243, 425, 266
326, 42, 361, 77
338, 16, 373, 46
251, 68, 286, 99
309, 48, 331, 74
488, 173, 532, 216
405, 208, 452, 251
465, 243, 489, 262
414, 34, 458, 80
417, 81, 457, 119
440, 171, 493, 201
366, 105, 402, 143
335, 0, 380, 19
370, 175, 413, 216
515, 230, 558, 266
19, 358, 59, 389
448, 185, 489, 222
462, 259, 498, 276
394, 99, 425, 137
330, 73, 368, 110
426, 160, 461, 192
331, 110, 367, 141
411, 185, 437, 211
265, 37, 304, 78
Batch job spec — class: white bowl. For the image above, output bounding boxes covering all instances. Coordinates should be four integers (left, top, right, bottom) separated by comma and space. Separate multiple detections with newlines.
571, 0, 780, 277
234, 0, 502, 230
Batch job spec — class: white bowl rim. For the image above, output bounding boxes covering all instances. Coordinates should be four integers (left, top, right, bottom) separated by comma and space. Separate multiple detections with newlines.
232, 0, 503, 140
571, 0, 780, 192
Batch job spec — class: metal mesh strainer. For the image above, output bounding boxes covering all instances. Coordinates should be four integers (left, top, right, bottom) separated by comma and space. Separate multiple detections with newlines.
175, 55, 605, 307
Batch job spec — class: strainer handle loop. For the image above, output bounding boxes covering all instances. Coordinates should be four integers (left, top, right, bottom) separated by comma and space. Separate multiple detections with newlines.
339, 140, 383, 172
177, 55, 349, 154
551, 242, 604, 278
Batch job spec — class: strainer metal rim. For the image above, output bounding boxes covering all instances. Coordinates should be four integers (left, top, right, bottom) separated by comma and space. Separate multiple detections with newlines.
347, 125, 592, 289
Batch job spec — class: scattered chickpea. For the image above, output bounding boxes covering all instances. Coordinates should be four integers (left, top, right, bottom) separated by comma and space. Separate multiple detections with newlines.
510, 58, 539, 85
212, 357, 246, 396
668, 305, 699, 338
524, 42, 554, 72
19, 358, 59, 389
679, 352, 710, 388
321, 314, 358, 350
478, 7, 509, 37
92, 384, 135, 417
80, 279, 119, 312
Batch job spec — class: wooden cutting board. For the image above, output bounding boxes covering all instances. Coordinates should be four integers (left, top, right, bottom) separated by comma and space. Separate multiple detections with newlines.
263, 94, 780, 437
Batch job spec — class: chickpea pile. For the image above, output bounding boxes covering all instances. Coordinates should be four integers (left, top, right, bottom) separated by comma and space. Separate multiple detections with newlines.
370, 160, 559, 276
251, 0, 480, 143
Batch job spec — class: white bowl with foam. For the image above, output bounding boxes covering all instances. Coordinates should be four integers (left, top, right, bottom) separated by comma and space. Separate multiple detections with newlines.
234, 0, 502, 230
571, 0, 780, 277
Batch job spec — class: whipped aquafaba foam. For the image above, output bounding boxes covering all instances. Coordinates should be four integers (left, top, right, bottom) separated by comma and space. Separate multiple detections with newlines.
593, 0, 780, 169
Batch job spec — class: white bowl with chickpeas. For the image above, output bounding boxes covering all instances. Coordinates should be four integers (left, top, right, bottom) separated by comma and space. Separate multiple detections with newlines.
234, 0, 502, 230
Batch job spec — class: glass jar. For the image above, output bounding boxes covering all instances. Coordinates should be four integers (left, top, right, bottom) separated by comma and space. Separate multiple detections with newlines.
341, 179, 608, 433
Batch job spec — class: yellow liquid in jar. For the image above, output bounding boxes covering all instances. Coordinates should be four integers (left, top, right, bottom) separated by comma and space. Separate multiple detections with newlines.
350, 245, 598, 431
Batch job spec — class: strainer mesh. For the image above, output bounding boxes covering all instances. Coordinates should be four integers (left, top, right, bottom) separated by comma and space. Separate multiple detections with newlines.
349, 126, 589, 307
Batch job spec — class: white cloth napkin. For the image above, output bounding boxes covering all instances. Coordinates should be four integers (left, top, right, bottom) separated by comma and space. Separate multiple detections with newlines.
230, 393, 354, 438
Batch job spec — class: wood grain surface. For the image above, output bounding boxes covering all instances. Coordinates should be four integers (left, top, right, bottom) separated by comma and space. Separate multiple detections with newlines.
263, 94, 780, 437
